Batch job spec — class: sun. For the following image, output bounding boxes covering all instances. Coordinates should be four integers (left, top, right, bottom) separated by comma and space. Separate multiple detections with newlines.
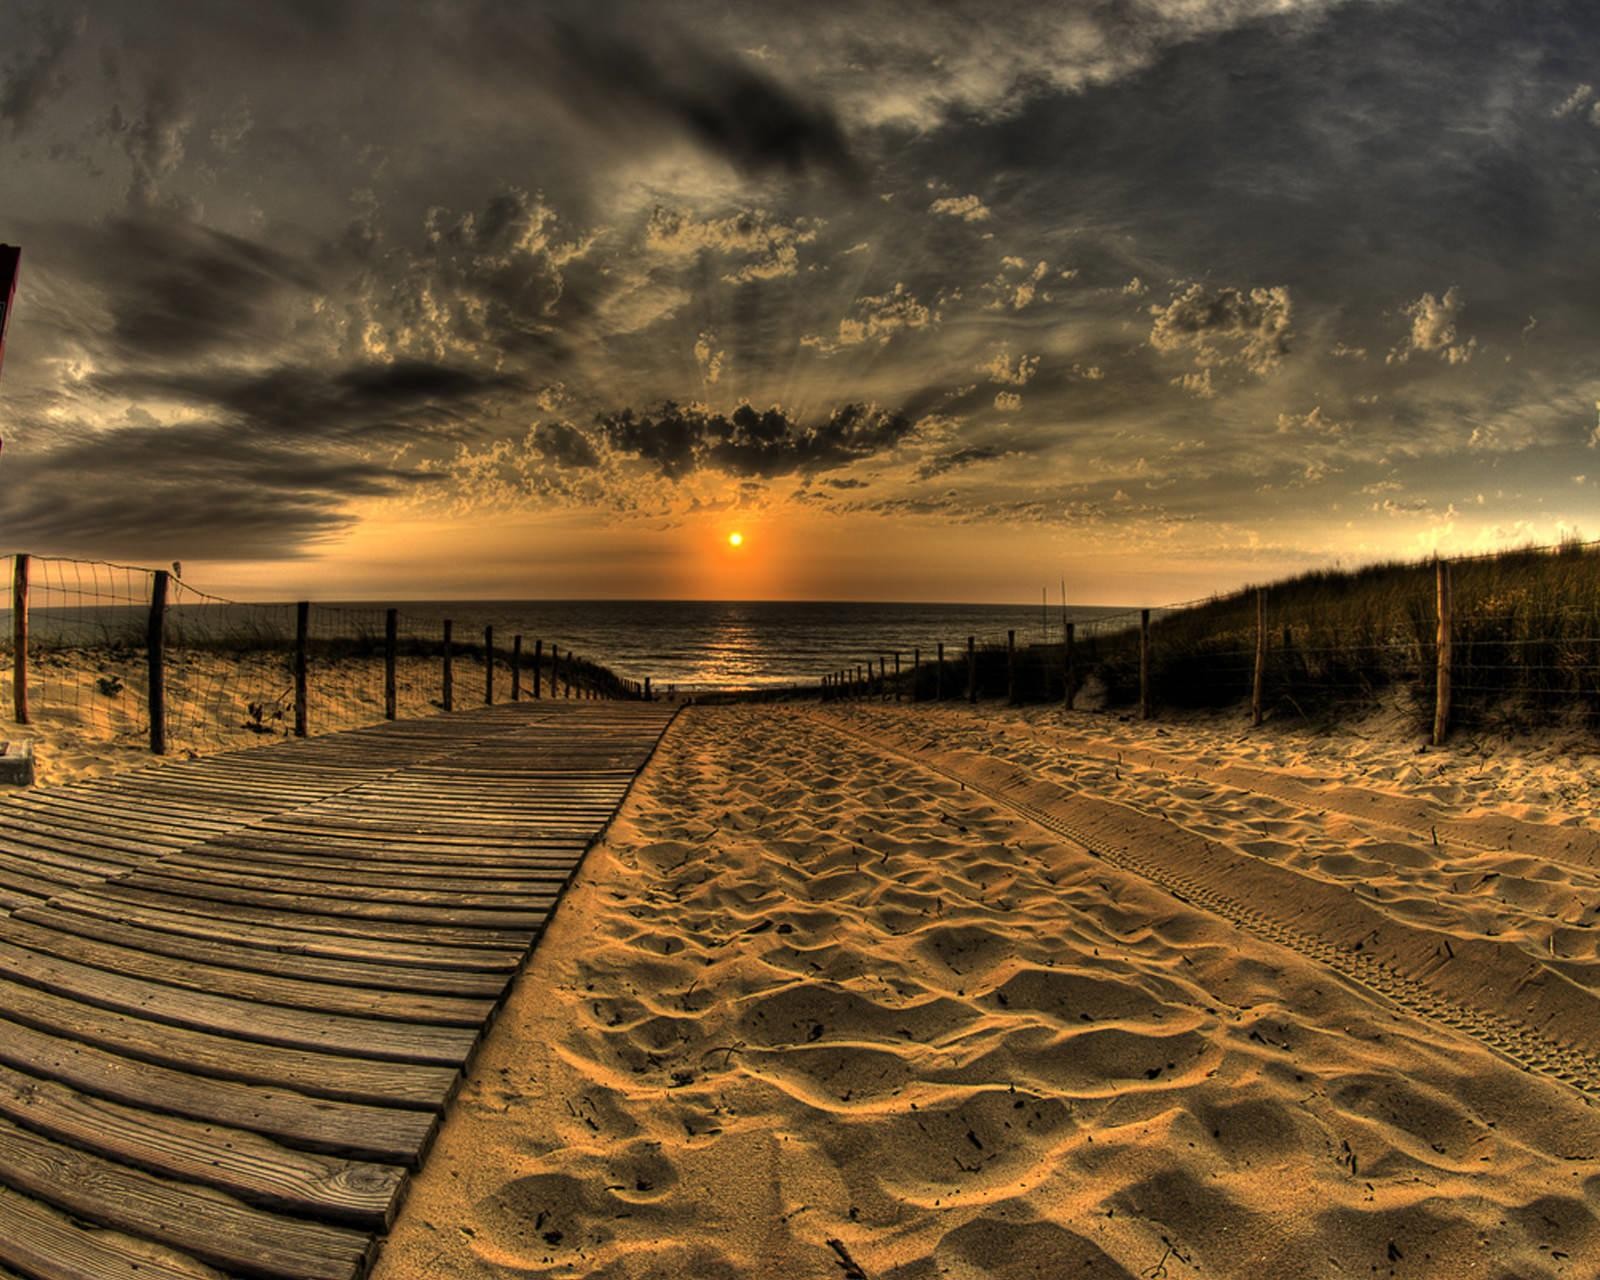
728, 531, 744, 548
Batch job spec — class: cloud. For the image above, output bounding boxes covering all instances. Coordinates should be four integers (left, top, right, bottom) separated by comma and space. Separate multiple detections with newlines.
1275, 406, 1347, 437
993, 391, 1022, 411
980, 347, 1040, 386
646, 207, 819, 283
983, 257, 1052, 310
531, 420, 600, 469
1387, 287, 1475, 365
801, 283, 934, 353
694, 330, 725, 384
1, 13, 78, 135
929, 194, 991, 222
1149, 282, 1293, 380
917, 444, 1009, 479
1553, 83, 1597, 121
598, 400, 914, 478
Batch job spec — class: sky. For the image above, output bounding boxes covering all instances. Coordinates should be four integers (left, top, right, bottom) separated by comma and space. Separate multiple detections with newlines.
1, 0, 1598, 604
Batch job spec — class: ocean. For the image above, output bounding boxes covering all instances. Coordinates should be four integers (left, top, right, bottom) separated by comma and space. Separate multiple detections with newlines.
358, 600, 1136, 690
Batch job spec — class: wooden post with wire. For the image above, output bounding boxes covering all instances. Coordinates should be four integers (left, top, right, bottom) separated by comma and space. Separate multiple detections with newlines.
1252, 589, 1266, 728
1007, 630, 1016, 705
11, 554, 27, 726
1139, 608, 1152, 721
148, 569, 169, 754
1064, 622, 1076, 710
1433, 558, 1453, 747
511, 634, 522, 701
967, 635, 977, 704
533, 639, 543, 699
384, 608, 397, 720
484, 625, 494, 705
442, 620, 454, 712
292, 600, 309, 738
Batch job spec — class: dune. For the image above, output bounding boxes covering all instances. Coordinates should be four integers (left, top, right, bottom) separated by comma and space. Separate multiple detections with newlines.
373, 702, 1600, 1279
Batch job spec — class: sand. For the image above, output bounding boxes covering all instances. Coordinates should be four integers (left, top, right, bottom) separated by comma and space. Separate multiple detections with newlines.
373, 702, 1600, 1279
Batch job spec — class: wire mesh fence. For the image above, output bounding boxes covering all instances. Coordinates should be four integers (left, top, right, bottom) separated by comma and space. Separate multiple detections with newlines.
0, 554, 646, 769
822, 539, 1600, 737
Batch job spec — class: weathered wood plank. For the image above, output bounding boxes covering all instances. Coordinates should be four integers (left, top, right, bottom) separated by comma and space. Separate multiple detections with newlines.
0, 1182, 225, 1280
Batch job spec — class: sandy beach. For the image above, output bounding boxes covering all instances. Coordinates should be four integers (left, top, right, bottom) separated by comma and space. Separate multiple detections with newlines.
370, 702, 1600, 1279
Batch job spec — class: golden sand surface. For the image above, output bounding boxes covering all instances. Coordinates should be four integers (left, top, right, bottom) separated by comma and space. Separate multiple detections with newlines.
373, 703, 1600, 1279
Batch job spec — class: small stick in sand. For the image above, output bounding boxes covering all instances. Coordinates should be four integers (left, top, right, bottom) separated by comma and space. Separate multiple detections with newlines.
826, 1238, 870, 1279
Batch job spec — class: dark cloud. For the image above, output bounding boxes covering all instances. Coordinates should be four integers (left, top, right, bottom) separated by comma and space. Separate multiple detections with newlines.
532, 420, 599, 468
599, 401, 913, 479
60, 216, 315, 360
0, 419, 438, 559
917, 444, 1009, 479
95, 360, 522, 442
472, 7, 858, 181
1, 14, 77, 134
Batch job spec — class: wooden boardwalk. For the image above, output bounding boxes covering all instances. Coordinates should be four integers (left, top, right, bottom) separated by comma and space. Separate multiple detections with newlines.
0, 700, 676, 1280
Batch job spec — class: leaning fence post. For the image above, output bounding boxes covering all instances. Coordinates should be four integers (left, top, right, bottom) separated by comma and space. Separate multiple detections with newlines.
967, 635, 977, 703
1007, 630, 1017, 705
511, 634, 522, 701
11, 554, 27, 725
1139, 608, 1152, 720
294, 600, 309, 737
1064, 621, 1076, 710
384, 608, 398, 720
442, 619, 454, 712
1252, 589, 1266, 727
936, 642, 944, 700
1433, 559, 1453, 747
148, 569, 169, 754
484, 625, 494, 705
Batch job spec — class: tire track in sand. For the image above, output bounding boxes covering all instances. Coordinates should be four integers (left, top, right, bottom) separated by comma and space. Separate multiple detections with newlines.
813, 709, 1600, 1102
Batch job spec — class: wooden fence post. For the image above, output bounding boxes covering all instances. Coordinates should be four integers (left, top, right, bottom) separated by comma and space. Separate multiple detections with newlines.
442, 619, 454, 712
1139, 608, 1152, 721
384, 608, 397, 720
1252, 589, 1266, 728
1433, 559, 1452, 747
550, 644, 559, 701
294, 600, 309, 737
878, 655, 886, 699
533, 639, 543, 699
967, 635, 977, 704
484, 625, 494, 705
148, 569, 169, 754
1007, 630, 1016, 705
912, 648, 920, 702
936, 642, 944, 701
1064, 621, 1075, 710
511, 634, 522, 702
894, 651, 901, 701
645, 676, 652, 702
11, 554, 27, 726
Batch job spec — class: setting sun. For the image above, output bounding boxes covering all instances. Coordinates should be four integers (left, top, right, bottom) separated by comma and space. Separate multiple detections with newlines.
728, 531, 743, 548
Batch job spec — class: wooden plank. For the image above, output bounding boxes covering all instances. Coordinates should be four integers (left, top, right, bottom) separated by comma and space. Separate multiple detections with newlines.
0, 1182, 225, 1280
0, 1015, 433, 1162
127, 862, 561, 911
0, 1113, 371, 1280
0, 940, 477, 1064
1, 917, 495, 1024
0, 1063, 400, 1228
0, 975, 456, 1107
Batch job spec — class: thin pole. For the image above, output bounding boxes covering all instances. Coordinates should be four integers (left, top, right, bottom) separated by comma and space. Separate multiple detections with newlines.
533, 639, 543, 699
878, 655, 886, 699
1433, 559, 1453, 747
384, 608, 397, 720
442, 619, 454, 712
1064, 621, 1076, 710
1007, 629, 1016, 705
912, 647, 920, 703
1251, 589, 1266, 728
511, 634, 522, 701
966, 635, 976, 704
551, 643, 560, 699
893, 651, 901, 702
294, 600, 309, 737
1139, 608, 1152, 721
484, 625, 494, 705
936, 642, 944, 701
11, 554, 27, 726
148, 570, 169, 754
